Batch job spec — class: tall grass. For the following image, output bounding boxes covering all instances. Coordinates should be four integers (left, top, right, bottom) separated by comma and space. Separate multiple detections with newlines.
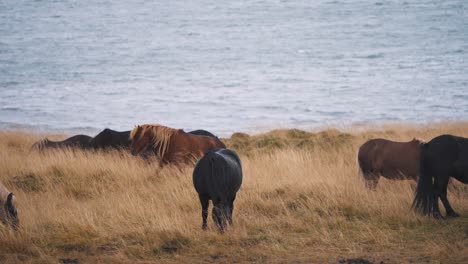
0, 123, 467, 263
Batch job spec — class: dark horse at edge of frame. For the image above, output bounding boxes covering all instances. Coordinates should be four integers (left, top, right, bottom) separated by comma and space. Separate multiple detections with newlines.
0, 182, 19, 230
193, 148, 243, 232
413, 134, 468, 219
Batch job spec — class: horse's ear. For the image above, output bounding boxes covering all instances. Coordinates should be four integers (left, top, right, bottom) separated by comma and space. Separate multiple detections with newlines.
414, 137, 426, 144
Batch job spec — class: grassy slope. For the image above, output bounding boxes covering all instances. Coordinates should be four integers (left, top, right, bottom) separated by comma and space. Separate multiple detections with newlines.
0, 123, 467, 264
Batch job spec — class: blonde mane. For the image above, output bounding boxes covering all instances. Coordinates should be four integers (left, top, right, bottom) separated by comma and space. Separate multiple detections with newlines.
130, 124, 179, 157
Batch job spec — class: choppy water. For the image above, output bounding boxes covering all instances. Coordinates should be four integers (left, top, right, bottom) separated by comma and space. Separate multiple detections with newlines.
1, 0, 467, 136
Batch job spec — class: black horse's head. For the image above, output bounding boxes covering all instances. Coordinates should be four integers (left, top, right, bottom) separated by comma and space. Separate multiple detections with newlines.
2, 193, 19, 230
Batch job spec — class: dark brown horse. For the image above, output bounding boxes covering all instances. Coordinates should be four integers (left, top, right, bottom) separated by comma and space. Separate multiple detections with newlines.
129, 124, 226, 165
357, 138, 425, 189
31, 135, 92, 150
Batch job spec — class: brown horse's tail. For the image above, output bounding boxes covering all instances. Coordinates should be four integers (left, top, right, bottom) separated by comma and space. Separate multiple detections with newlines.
356, 148, 370, 181
356, 149, 364, 176
356, 146, 380, 189
412, 143, 433, 215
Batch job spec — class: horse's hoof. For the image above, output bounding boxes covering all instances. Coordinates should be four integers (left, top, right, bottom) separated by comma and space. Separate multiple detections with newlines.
446, 212, 460, 218
432, 212, 444, 220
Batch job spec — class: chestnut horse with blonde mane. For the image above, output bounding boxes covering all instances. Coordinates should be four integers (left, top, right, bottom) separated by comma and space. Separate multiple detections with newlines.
129, 124, 226, 165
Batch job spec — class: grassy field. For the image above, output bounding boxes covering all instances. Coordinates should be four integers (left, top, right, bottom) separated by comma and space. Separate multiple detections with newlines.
0, 123, 467, 264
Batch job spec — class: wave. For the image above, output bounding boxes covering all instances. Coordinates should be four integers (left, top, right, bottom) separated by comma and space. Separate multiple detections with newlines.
1, 107, 22, 111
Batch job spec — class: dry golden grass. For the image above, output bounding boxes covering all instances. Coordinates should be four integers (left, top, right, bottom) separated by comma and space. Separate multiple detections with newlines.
0, 123, 467, 264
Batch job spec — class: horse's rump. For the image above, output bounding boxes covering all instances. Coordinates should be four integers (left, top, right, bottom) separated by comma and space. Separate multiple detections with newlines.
188, 129, 217, 138
193, 149, 242, 197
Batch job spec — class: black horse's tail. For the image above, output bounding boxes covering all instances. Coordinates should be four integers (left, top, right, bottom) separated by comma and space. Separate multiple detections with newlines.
412, 143, 433, 215
206, 151, 226, 194
206, 151, 229, 231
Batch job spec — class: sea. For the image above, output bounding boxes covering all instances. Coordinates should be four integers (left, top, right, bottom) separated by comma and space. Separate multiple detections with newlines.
1, 0, 467, 137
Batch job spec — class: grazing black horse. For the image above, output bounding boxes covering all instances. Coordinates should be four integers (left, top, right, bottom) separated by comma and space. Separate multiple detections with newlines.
31, 135, 92, 150
413, 134, 468, 218
88, 129, 131, 149
193, 148, 242, 232
188, 129, 217, 138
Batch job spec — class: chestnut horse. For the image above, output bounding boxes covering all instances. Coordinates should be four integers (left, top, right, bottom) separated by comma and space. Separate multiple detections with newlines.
129, 124, 226, 165
357, 138, 425, 189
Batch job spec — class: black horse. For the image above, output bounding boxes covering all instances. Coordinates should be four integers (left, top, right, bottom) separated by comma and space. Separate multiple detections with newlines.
413, 134, 468, 218
31, 135, 92, 150
88, 129, 131, 150
188, 129, 217, 138
193, 148, 242, 232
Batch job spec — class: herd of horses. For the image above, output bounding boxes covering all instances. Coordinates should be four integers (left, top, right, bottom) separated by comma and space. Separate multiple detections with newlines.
6, 125, 241, 232
1, 124, 467, 233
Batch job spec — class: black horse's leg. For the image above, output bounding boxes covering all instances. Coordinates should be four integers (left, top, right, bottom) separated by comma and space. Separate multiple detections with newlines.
212, 198, 227, 233
440, 176, 459, 218
227, 199, 234, 225
199, 194, 209, 230
432, 177, 444, 219
227, 194, 236, 225
212, 205, 225, 233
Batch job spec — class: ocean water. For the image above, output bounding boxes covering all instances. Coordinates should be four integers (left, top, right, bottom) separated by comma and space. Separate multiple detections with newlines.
1, 0, 467, 136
